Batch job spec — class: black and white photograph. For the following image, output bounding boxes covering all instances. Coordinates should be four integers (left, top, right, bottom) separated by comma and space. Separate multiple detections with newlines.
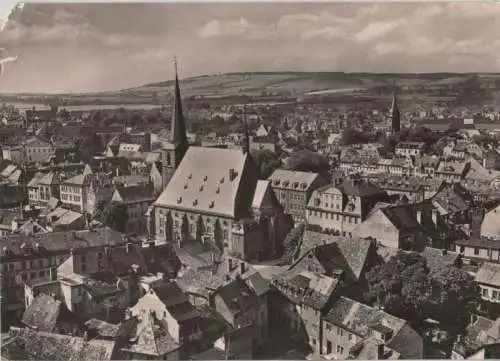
0, 1, 500, 360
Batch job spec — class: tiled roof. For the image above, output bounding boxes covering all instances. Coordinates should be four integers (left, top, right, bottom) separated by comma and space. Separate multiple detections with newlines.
27, 172, 45, 187
437, 161, 468, 175
273, 270, 338, 310
153, 282, 200, 322
122, 312, 179, 357
216, 277, 259, 315
338, 179, 385, 198
299, 231, 374, 281
3, 327, 116, 361
0, 227, 125, 258
324, 297, 407, 354
114, 183, 155, 204
84, 318, 122, 339
476, 262, 500, 287
21, 294, 62, 332
154, 147, 254, 218
38, 172, 58, 185
380, 205, 421, 232
268, 169, 322, 191
63, 174, 85, 186
252, 180, 271, 209
421, 247, 460, 273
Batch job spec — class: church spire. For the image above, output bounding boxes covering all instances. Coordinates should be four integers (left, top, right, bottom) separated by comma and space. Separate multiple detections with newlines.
242, 105, 250, 154
390, 81, 401, 133
170, 56, 188, 145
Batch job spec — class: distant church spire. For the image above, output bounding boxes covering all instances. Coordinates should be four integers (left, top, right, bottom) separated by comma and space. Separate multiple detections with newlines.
170, 56, 188, 145
242, 105, 250, 154
390, 81, 401, 133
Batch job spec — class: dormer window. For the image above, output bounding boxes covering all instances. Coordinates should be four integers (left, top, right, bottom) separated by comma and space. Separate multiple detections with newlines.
216, 187, 220, 194
177, 197, 182, 204
184, 183, 188, 189
199, 185, 204, 192
209, 201, 215, 208
193, 199, 198, 206
188, 174, 192, 180
229, 169, 237, 181
203, 175, 208, 181
220, 177, 225, 184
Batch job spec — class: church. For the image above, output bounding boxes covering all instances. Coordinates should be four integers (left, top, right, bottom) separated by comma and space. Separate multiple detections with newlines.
149, 62, 291, 261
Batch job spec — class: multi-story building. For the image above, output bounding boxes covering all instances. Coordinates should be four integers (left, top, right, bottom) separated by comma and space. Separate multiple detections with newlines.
322, 297, 424, 359
27, 171, 59, 207
111, 183, 156, 235
0, 227, 126, 328
476, 262, 500, 316
268, 169, 327, 224
306, 178, 388, 237
435, 160, 470, 182
395, 141, 426, 157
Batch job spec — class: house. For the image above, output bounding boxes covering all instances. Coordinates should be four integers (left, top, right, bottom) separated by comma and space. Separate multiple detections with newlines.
1, 327, 118, 360
210, 274, 268, 349
306, 177, 388, 237
481, 204, 500, 239
421, 247, 462, 273
395, 141, 426, 157
452, 316, 500, 359
21, 293, 79, 334
354, 203, 430, 251
455, 238, 500, 264
27, 171, 60, 207
436, 161, 470, 182
321, 297, 424, 359
431, 182, 475, 224
129, 282, 207, 357
0, 227, 127, 327
111, 183, 156, 235
270, 270, 340, 354
476, 262, 500, 304
268, 169, 327, 224
45, 207, 86, 231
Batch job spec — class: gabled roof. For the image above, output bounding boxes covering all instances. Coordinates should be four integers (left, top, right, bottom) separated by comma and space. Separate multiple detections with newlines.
3, 327, 116, 361
380, 205, 421, 231
215, 277, 259, 315
476, 262, 500, 287
152, 282, 200, 322
154, 147, 255, 218
299, 231, 374, 281
121, 312, 179, 357
114, 183, 155, 204
324, 297, 408, 355
21, 294, 62, 332
268, 169, 322, 191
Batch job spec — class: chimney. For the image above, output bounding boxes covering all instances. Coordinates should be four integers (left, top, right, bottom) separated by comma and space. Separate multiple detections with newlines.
240, 262, 246, 275
416, 210, 422, 225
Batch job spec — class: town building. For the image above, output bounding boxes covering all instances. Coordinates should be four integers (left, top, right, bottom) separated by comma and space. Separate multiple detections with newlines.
306, 178, 388, 237
481, 203, 500, 239
395, 141, 426, 157
322, 297, 424, 359
268, 169, 327, 224
27, 171, 60, 207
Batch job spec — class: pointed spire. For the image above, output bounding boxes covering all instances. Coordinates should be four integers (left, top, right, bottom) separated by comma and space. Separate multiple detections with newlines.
390, 81, 401, 133
242, 105, 250, 154
170, 56, 188, 145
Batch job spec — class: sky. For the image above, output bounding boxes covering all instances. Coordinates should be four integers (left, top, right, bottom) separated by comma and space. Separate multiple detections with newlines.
0, 1, 500, 94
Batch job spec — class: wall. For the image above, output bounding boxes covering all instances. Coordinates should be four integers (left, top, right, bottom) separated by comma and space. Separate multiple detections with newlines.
354, 210, 399, 249
321, 321, 360, 357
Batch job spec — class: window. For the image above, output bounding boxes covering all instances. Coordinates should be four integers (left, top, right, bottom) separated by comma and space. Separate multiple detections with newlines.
474, 248, 480, 256
30, 272, 36, 279
81, 256, 86, 263
311, 338, 316, 345
326, 324, 332, 331
460, 246, 465, 253
336, 345, 344, 354
482, 288, 489, 297
326, 341, 332, 354
493, 290, 499, 300
39, 271, 45, 278
98, 253, 103, 259
81, 264, 87, 272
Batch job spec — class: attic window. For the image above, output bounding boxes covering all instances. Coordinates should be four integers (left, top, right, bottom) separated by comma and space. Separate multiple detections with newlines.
209, 201, 215, 208
199, 185, 204, 192
193, 199, 198, 206
229, 169, 237, 181
301, 183, 307, 189
220, 177, 225, 184
188, 174, 192, 179
203, 175, 208, 181
293, 182, 299, 188
274, 180, 280, 186
216, 187, 220, 194
177, 197, 182, 204
283, 181, 290, 187
184, 183, 188, 189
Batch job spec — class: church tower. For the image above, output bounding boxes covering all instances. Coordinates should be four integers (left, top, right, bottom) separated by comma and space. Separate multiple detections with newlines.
161, 58, 189, 190
242, 105, 250, 154
389, 82, 401, 133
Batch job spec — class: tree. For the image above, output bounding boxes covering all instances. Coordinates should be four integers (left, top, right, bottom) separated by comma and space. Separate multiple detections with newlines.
251, 149, 282, 179
285, 150, 330, 180
340, 127, 371, 145
76, 133, 105, 163
365, 251, 431, 324
98, 201, 129, 233
429, 265, 480, 331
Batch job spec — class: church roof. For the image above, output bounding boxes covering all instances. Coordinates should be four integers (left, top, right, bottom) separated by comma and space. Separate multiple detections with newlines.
154, 147, 251, 218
